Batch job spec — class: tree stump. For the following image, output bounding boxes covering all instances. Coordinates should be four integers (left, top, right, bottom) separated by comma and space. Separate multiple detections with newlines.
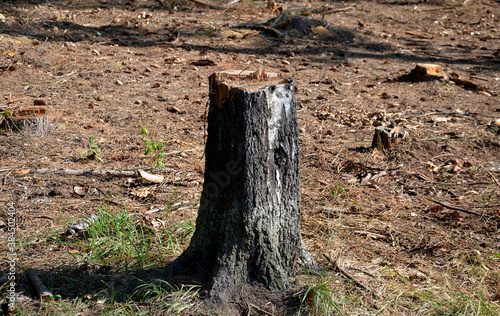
371, 125, 407, 150
0, 107, 49, 135
168, 70, 315, 303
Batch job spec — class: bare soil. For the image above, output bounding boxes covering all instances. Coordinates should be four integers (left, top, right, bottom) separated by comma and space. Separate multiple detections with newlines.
0, 0, 499, 314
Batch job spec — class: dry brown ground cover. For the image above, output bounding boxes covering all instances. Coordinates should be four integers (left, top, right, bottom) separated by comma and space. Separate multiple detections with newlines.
0, 0, 499, 314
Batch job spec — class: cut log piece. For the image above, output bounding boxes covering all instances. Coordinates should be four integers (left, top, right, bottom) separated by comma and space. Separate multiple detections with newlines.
168, 70, 315, 304
0, 107, 49, 135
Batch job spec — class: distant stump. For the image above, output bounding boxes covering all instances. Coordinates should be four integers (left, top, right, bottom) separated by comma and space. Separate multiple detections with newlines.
0, 107, 49, 135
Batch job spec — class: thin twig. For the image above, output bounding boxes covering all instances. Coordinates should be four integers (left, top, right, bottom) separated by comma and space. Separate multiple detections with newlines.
349, 267, 375, 278
134, 149, 197, 159
225, 0, 240, 6
470, 75, 490, 82
330, 147, 344, 165
187, 0, 221, 9
145, 201, 196, 214
425, 197, 499, 220
323, 253, 373, 294
249, 304, 277, 316
425, 197, 481, 216
0, 168, 17, 172
13, 167, 172, 178
486, 170, 500, 188
424, 6, 457, 11
2, 169, 12, 186
322, 6, 355, 14
324, 207, 386, 217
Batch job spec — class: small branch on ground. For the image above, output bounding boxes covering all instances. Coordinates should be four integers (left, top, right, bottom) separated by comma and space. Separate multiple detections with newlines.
324, 207, 386, 217
426, 197, 499, 220
323, 6, 355, 14
12, 168, 171, 178
249, 304, 277, 316
486, 170, 500, 188
322, 253, 374, 296
187, 0, 221, 9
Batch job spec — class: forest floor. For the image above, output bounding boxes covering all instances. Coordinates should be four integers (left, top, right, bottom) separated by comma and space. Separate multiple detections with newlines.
0, 0, 499, 315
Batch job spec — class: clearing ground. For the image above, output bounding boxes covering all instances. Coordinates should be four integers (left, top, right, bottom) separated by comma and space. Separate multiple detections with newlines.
0, 0, 499, 314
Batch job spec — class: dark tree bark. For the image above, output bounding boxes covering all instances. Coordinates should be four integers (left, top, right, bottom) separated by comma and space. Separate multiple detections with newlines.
168, 71, 315, 303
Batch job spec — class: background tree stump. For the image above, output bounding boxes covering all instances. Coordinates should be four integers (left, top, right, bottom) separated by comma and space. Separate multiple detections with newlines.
168, 70, 315, 303
0, 107, 49, 135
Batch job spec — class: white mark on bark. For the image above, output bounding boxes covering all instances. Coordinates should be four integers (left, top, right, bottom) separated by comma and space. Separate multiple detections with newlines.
275, 169, 281, 205
267, 85, 292, 146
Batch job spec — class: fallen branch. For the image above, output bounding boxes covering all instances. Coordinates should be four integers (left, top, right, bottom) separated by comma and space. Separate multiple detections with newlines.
426, 197, 499, 220
449, 77, 487, 92
26, 268, 53, 299
187, 0, 221, 9
320, 6, 355, 14
324, 207, 386, 217
12, 168, 171, 178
